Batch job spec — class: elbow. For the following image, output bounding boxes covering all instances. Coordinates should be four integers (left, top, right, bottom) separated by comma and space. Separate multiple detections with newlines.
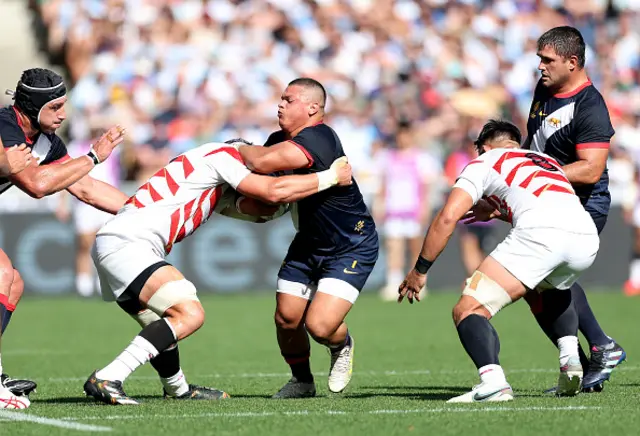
25, 182, 47, 199
585, 172, 602, 185
438, 210, 458, 228
265, 183, 287, 204
249, 157, 271, 174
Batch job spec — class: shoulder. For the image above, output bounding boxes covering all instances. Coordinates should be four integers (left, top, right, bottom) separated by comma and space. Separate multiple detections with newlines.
0, 107, 26, 146
295, 123, 338, 145
573, 85, 613, 125
264, 130, 287, 147
577, 84, 607, 107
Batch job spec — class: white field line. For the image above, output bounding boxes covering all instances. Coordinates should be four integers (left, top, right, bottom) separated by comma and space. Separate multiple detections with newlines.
0, 409, 111, 432
46, 365, 640, 383
55, 406, 601, 422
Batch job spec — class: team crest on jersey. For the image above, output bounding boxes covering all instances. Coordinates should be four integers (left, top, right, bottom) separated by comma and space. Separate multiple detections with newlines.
529, 101, 540, 119
547, 117, 561, 128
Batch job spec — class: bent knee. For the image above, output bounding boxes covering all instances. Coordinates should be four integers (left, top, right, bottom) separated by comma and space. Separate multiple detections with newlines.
305, 318, 339, 341
167, 300, 205, 333
274, 307, 304, 331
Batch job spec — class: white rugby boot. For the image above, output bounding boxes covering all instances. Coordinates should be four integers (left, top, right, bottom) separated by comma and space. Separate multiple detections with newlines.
328, 335, 354, 393
556, 355, 583, 397
447, 381, 514, 403
0, 386, 30, 409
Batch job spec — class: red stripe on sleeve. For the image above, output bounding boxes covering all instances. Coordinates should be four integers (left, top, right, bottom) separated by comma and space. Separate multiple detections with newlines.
576, 142, 610, 150
287, 140, 314, 168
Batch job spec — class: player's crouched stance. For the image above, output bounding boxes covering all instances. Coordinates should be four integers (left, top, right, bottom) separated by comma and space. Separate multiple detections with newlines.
399, 120, 599, 402
83, 141, 352, 405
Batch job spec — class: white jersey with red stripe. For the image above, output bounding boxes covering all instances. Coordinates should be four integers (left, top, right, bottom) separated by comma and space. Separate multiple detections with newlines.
453, 148, 595, 233
97, 143, 250, 255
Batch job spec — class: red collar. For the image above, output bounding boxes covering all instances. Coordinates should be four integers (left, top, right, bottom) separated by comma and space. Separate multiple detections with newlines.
554, 80, 592, 98
12, 107, 35, 145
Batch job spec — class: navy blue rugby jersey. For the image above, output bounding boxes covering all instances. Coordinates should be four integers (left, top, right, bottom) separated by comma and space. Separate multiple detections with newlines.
0, 106, 69, 195
524, 80, 615, 214
264, 123, 377, 254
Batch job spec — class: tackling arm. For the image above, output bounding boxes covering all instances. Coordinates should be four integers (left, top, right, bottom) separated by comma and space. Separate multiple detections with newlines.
9, 155, 96, 199
238, 141, 310, 174
66, 175, 128, 214
235, 157, 350, 204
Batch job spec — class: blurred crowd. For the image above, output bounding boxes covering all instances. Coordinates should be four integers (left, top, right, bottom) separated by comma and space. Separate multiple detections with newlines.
22, 0, 640, 295
29, 0, 640, 188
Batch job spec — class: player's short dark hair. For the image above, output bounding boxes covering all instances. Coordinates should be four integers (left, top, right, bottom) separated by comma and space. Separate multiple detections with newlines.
224, 138, 253, 145
474, 119, 522, 155
19, 68, 64, 88
537, 26, 586, 69
288, 77, 326, 107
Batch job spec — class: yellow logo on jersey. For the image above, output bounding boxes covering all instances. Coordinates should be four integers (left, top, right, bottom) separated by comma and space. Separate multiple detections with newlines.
354, 220, 364, 234
530, 101, 540, 119
547, 117, 561, 128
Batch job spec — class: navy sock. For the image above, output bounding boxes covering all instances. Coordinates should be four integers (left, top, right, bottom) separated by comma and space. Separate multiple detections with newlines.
0, 299, 13, 334
570, 282, 610, 347
456, 314, 500, 369
150, 345, 181, 378
329, 332, 350, 353
283, 350, 313, 383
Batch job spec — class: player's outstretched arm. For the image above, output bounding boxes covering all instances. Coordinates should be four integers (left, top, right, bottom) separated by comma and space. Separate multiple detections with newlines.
8, 125, 125, 198
66, 175, 128, 214
236, 157, 351, 204
238, 141, 310, 174
398, 188, 474, 304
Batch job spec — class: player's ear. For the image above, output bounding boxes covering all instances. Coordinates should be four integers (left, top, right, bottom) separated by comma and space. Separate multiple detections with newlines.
568, 55, 578, 72
308, 102, 319, 117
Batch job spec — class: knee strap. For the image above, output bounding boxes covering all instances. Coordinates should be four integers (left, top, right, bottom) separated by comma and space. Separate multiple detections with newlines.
462, 271, 512, 317
147, 279, 199, 317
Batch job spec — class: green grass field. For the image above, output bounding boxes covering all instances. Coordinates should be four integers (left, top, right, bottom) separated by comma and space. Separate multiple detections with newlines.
0, 291, 639, 435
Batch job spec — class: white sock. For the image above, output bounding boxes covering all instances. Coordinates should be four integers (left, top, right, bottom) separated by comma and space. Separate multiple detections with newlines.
478, 364, 507, 385
96, 336, 160, 382
161, 368, 189, 397
76, 273, 94, 297
630, 259, 640, 287
0, 351, 3, 375
557, 335, 579, 367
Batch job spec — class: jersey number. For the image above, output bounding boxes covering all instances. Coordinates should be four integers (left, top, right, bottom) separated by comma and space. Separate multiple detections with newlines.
524, 153, 558, 172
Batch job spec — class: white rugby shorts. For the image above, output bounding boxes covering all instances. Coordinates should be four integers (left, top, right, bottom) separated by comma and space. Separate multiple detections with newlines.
490, 226, 599, 291
93, 234, 166, 301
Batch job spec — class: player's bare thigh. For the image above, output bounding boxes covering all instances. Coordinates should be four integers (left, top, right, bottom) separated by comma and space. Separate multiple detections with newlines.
138, 265, 204, 340
305, 292, 353, 341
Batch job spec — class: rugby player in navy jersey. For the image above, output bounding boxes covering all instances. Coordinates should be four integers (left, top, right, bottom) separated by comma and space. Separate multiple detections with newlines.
237, 78, 379, 398
522, 26, 625, 392
0, 68, 127, 408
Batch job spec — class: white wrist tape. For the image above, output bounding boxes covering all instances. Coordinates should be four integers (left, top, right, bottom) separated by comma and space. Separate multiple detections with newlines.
316, 168, 337, 192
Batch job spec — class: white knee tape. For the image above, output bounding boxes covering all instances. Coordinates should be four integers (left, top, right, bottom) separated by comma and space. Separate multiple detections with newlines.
461, 271, 512, 317
130, 309, 161, 328
146, 279, 199, 317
